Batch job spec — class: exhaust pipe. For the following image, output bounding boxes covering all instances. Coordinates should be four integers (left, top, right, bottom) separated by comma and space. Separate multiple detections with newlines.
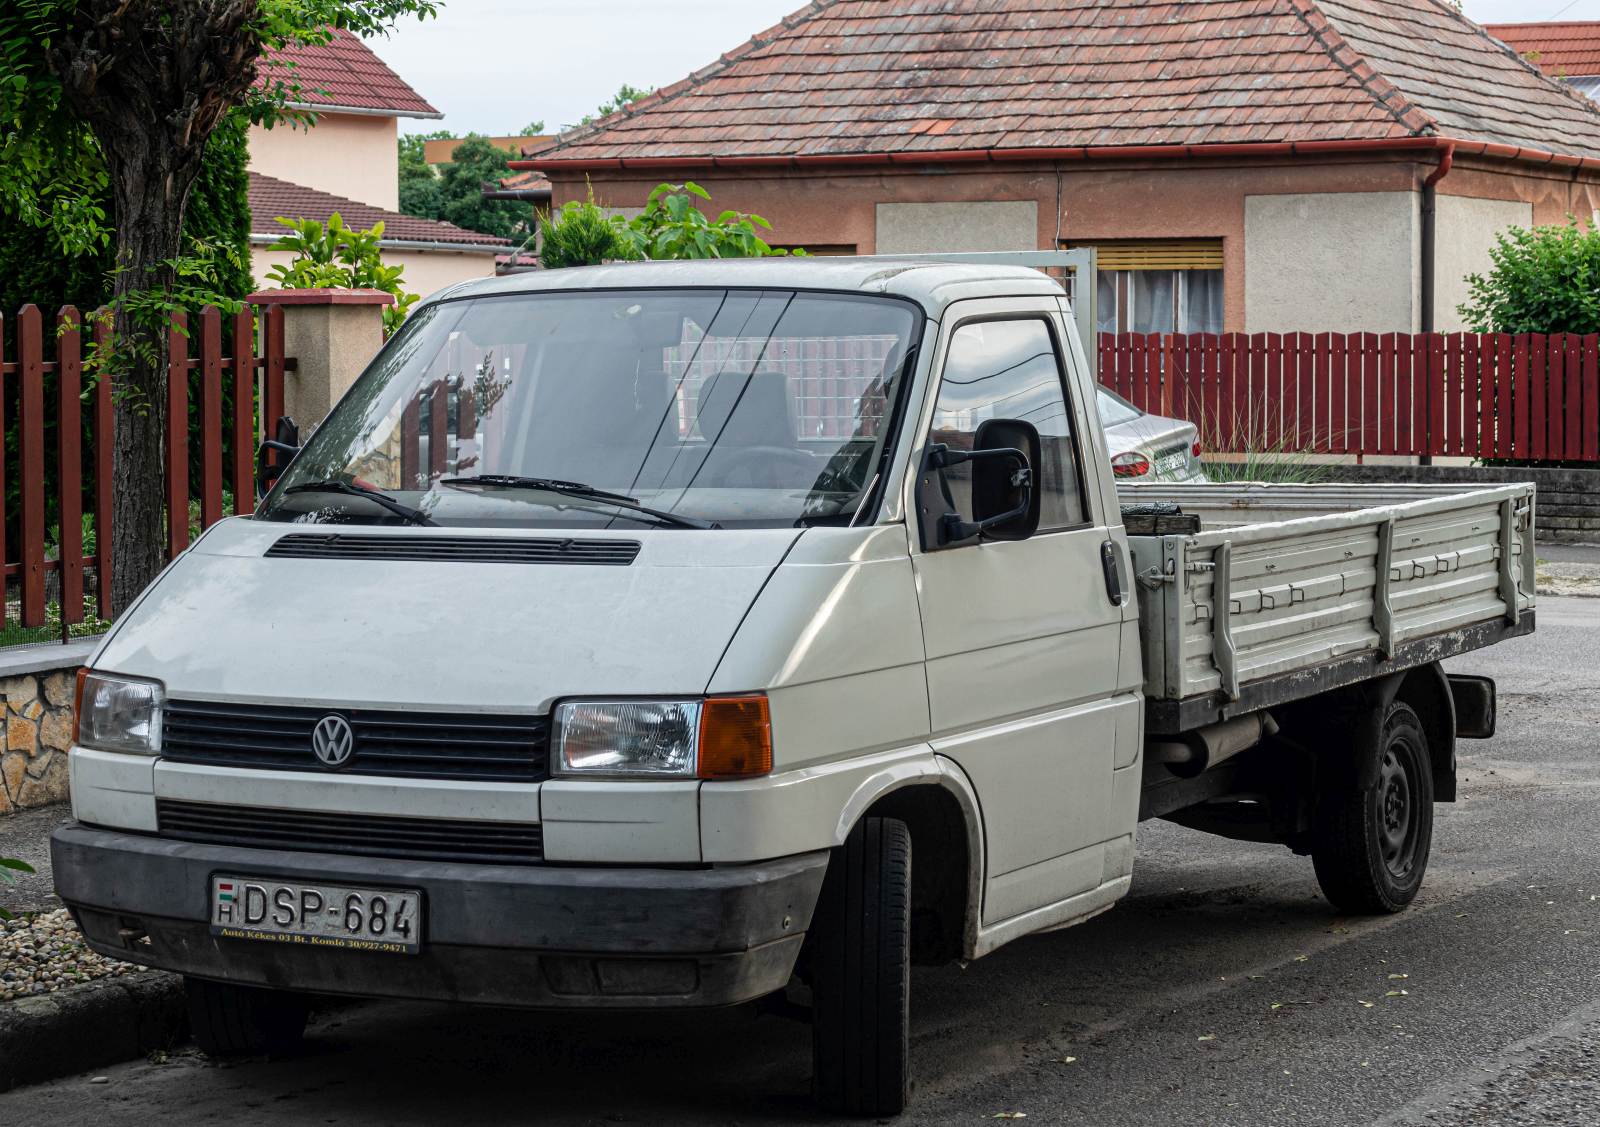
1149, 712, 1279, 778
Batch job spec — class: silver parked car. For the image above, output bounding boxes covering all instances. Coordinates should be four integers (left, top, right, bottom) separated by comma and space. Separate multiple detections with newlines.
1097, 386, 1207, 483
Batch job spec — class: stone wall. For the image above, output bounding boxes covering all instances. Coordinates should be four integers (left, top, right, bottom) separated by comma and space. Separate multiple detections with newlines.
1, 667, 78, 815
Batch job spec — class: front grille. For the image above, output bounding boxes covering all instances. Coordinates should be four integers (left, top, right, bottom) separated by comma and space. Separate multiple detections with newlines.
162, 700, 549, 782
156, 800, 543, 865
266, 533, 641, 566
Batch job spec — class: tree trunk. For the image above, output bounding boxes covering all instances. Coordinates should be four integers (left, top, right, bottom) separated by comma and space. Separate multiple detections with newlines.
106, 149, 186, 615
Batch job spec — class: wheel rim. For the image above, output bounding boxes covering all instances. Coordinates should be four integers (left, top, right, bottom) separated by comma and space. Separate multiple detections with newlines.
1377, 744, 1420, 879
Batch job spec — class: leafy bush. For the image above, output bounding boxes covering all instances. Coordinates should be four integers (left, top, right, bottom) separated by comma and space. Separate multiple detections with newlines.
1458, 220, 1600, 334
265, 214, 419, 333
540, 182, 797, 269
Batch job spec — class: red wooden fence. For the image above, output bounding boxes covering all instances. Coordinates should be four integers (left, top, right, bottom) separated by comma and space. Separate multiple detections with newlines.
1099, 331, 1600, 462
1, 304, 288, 632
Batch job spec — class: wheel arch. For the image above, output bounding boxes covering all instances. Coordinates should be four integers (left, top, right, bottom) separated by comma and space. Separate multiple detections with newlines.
1380, 662, 1458, 802
834, 755, 985, 964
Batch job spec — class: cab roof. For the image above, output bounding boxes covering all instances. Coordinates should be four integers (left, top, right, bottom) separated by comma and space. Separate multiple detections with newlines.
432, 257, 1065, 319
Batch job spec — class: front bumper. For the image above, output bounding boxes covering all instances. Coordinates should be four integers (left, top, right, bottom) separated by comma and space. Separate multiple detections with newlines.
52, 824, 828, 1009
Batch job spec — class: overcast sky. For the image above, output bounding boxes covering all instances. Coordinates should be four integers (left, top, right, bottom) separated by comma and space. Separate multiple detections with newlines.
368, 0, 1600, 138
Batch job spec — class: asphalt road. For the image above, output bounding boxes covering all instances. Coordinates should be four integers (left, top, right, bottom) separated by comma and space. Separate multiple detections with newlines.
4, 599, 1598, 1126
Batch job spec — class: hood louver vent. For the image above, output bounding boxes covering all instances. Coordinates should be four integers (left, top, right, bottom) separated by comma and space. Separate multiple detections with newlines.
265, 533, 641, 566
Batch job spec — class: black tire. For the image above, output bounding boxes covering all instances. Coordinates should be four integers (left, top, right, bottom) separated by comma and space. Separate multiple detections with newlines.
185, 976, 309, 1057
1312, 700, 1434, 914
810, 816, 911, 1118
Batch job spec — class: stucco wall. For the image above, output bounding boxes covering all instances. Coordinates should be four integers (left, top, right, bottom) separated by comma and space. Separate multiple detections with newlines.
875, 201, 1039, 254
1433, 194, 1534, 332
252, 247, 497, 300
249, 112, 400, 210
1244, 191, 1420, 334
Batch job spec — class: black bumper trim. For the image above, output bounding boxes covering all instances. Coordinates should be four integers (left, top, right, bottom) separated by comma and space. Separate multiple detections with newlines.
52, 824, 828, 1009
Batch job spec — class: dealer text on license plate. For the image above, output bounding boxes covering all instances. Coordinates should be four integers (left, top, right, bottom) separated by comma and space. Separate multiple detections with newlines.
210, 876, 422, 954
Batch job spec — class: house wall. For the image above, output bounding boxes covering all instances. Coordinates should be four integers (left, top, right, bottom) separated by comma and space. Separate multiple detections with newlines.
248, 112, 400, 211
1433, 195, 1533, 331
553, 155, 1600, 336
1244, 191, 1420, 333
252, 246, 497, 300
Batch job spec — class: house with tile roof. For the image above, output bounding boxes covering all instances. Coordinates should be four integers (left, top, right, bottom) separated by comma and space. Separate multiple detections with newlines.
1486, 22, 1600, 102
249, 28, 509, 297
521, 0, 1600, 335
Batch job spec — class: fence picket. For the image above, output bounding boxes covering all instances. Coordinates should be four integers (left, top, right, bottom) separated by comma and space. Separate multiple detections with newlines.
1495, 334, 1513, 460
19, 307, 47, 626
1586, 335, 1599, 462
1565, 334, 1583, 459
1512, 335, 1530, 459
232, 308, 254, 514
199, 307, 224, 530
57, 307, 84, 624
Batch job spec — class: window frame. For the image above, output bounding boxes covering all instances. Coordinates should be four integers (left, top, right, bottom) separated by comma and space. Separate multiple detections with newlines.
915, 309, 1096, 549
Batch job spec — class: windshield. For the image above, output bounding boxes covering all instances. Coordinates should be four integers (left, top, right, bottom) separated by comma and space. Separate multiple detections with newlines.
1096, 386, 1144, 428
261, 288, 920, 530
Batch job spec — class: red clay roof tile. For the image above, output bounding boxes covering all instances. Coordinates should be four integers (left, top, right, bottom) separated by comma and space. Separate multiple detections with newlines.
249, 173, 510, 248
1487, 22, 1600, 80
533, 0, 1600, 167
256, 28, 439, 118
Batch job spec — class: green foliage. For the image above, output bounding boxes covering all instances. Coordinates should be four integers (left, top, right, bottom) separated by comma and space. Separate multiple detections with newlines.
266, 213, 419, 333
538, 191, 639, 269
397, 128, 452, 219
539, 182, 798, 269
567, 83, 652, 130
519, 120, 546, 136
618, 182, 794, 261
1, 856, 36, 921
433, 135, 528, 240
1458, 220, 1600, 335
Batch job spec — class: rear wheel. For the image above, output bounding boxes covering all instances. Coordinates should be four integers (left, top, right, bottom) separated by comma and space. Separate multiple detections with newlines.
810, 816, 912, 1117
185, 977, 309, 1057
1312, 701, 1434, 914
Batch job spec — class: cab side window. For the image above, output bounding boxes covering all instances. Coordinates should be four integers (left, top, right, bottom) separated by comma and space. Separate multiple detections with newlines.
929, 319, 1088, 531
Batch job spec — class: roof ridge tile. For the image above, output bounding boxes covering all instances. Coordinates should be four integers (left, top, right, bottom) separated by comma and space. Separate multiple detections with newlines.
1289, 0, 1435, 136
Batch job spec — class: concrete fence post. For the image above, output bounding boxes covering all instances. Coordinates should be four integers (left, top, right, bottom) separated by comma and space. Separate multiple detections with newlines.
245, 288, 393, 433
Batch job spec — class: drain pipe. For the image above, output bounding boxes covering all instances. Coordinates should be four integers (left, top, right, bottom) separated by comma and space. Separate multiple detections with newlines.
1420, 143, 1456, 335
1419, 143, 1455, 467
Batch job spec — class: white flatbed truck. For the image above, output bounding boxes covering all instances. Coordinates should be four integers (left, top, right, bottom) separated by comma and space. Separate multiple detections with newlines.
54, 258, 1532, 1116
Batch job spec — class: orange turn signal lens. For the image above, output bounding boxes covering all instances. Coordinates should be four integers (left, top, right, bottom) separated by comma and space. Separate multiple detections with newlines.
697, 696, 773, 780
73, 667, 89, 745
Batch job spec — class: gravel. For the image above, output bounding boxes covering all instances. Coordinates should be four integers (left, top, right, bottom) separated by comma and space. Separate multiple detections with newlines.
1, 909, 138, 1003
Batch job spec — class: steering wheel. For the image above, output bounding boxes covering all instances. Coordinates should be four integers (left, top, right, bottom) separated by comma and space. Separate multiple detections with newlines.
703, 446, 819, 489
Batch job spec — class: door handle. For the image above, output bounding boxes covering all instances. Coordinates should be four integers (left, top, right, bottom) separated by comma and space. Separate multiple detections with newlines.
1101, 540, 1125, 607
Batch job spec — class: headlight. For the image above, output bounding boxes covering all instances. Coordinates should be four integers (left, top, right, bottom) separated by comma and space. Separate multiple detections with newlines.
553, 696, 772, 780
554, 699, 701, 777
74, 669, 164, 756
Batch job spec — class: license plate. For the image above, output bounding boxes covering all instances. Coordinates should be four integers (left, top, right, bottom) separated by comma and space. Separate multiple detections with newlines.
1156, 451, 1189, 477
210, 876, 422, 955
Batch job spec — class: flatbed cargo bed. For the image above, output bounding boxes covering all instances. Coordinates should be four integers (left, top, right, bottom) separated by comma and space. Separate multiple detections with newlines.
1119, 483, 1537, 734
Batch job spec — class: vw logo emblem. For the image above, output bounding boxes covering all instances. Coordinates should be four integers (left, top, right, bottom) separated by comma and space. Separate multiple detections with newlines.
311, 714, 355, 769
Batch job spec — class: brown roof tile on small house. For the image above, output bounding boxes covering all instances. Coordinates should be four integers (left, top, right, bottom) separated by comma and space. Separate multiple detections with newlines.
249, 173, 510, 249
1487, 22, 1600, 79
256, 28, 440, 118
528, 0, 1600, 171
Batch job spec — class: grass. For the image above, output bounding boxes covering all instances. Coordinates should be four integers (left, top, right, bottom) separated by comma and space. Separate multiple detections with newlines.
1194, 400, 1339, 485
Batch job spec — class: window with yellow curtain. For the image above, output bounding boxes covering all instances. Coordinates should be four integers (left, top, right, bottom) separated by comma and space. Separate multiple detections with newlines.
1070, 240, 1224, 335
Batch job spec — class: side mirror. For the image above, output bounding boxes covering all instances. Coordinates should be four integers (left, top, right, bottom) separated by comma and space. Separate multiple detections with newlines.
917, 418, 1041, 550
256, 415, 302, 499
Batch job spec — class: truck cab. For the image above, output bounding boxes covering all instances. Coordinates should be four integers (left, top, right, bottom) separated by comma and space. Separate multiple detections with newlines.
54, 259, 1529, 1117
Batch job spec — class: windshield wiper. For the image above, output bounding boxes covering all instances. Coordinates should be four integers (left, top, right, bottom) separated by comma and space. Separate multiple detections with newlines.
284, 480, 438, 527
439, 475, 717, 530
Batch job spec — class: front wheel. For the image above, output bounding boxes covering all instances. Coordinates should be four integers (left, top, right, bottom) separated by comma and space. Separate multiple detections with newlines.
1312, 701, 1434, 914
810, 816, 912, 1117
185, 977, 309, 1057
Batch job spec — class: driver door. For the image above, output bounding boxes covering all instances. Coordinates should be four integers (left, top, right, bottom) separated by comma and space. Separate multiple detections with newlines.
910, 300, 1135, 926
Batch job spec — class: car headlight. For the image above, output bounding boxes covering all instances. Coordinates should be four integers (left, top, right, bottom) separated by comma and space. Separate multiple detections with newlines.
74, 669, 164, 756
553, 696, 772, 780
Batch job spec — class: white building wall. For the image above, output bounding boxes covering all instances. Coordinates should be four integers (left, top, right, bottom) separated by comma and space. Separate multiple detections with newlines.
1244, 191, 1420, 334
1433, 195, 1533, 332
875, 201, 1039, 254
249, 112, 400, 211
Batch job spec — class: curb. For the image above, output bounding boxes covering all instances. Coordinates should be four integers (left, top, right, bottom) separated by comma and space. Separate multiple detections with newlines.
0, 970, 186, 1093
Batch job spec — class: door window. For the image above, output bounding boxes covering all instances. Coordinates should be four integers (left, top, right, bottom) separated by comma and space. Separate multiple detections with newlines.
929, 319, 1088, 532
